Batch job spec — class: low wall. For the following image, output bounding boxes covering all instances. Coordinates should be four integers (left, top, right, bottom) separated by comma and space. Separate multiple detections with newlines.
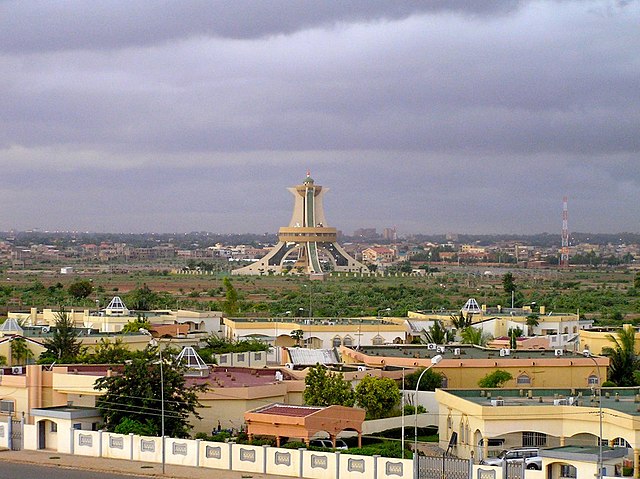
0, 421, 7, 449
24, 429, 414, 479
363, 413, 436, 435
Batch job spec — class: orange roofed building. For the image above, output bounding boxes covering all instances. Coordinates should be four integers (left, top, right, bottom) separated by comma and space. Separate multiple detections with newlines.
244, 403, 365, 448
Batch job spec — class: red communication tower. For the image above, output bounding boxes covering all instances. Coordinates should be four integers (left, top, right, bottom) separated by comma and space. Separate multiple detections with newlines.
560, 196, 569, 267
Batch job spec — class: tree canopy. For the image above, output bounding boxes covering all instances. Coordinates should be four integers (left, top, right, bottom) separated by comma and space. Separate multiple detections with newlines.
404, 367, 445, 391
303, 364, 355, 407
94, 346, 206, 438
478, 369, 513, 388
355, 375, 400, 419
39, 310, 84, 364
602, 327, 639, 387
68, 280, 94, 300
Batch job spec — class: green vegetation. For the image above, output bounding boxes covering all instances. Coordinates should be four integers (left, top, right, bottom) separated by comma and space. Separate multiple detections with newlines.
478, 369, 513, 388
10, 336, 34, 365
603, 328, 638, 387
67, 280, 94, 300
354, 375, 400, 419
39, 310, 84, 364
95, 346, 206, 438
405, 368, 445, 391
303, 364, 355, 407
197, 335, 269, 363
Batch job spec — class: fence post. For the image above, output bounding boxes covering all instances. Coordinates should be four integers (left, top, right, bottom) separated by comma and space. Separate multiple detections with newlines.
129, 433, 134, 461
196, 438, 201, 467
336, 451, 341, 479
98, 430, 103, 458
373, 455, 380, 479
7, 419, 12, 451
263, 444, 269, 474
228, 442, 233, 471
468, 457, 473, 479
69, 428, 75, 455
298, 448, 305, 478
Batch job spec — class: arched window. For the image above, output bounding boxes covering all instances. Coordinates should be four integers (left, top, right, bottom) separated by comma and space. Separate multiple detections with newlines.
332, 336, 342, 348
342, 336, 353, 347
441, 375, 449, 388
372, 335, 385, 345
516, 374, 531, 385
588, 374, 599, 385
613, 438, 631, 449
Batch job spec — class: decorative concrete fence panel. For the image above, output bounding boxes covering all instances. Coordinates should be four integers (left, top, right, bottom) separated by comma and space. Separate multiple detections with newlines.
301, 450, 338, 479
376, 457, 413, 479
473, 464, 501, 479
339, 452, 375, 479
133, 435, 163, 463
231, 443, 265, 473
165, 437, 198, 466
73, 430, 101, 457
102, 432, 130, 460
199, 440, 231, 470
265, 446, 301, 477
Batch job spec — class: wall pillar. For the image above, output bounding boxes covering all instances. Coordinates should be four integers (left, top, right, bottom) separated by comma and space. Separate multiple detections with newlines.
560, 436, 565, 446
634, 448, 640, 478
482, 437, 489, 461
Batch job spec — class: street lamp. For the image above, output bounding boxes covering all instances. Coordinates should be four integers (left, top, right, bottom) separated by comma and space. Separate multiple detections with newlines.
583, 350, 603, 479
377, 307, 391, 318
140, 328, 165, 475
413, 354, 443, 456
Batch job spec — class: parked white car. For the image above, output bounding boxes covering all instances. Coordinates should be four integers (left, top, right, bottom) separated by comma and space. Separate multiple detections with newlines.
481, 447, 542, 470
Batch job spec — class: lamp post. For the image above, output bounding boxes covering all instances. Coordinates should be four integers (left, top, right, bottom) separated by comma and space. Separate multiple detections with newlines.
140, 328, 165, 475
584, 350, 603, 479
414, 354, 443, 456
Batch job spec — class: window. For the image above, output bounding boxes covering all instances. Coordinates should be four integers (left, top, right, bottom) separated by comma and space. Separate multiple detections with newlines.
516, 374, 531, 385
332, 336, 342, 348
522, 432, 547, 447
73, 423, 81, 430
441, 375, 448, 388
560, 464, 577, 478
588, 374, 599, 385
0, 400, 14, 414
372, 335, 385, 346
613, 438, 631, 449
342, 336, 353, 347
51, 422, 57, 433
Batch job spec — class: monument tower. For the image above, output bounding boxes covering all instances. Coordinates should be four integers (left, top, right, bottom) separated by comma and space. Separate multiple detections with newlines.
232, 173, 368, 276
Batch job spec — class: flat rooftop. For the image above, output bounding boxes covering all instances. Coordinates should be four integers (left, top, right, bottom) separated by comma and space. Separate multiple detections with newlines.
227, 317, 396, 325
254, 404, 322, 417
186, 366, 295, 388
447, 387, 640, 416
356, 345, 589, 361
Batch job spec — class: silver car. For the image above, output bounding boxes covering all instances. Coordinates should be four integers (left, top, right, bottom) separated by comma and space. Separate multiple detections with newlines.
481, 447, 542, 470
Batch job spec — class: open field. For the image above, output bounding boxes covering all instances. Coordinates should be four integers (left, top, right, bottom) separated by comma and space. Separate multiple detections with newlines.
0, 264, 638, 322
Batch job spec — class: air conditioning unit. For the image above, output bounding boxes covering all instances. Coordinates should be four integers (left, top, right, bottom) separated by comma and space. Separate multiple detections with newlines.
436, 346, 445, 354
554, 399, 568, 406
285, 363, 294, 369
11, 366, 23, 374
454, 348, 461, 356
500, 349, 511, 357
42, 326, 50, 333
555, 349, 564, 356
427, 343, 436, 350
357, 366, 367, 372
490, 399, 504, 407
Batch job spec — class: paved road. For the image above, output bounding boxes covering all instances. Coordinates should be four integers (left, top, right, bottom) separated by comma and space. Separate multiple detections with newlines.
0, 461, 145, 479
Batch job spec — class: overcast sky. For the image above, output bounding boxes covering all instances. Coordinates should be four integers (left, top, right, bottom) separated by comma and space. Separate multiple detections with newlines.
1, 1, 638, 235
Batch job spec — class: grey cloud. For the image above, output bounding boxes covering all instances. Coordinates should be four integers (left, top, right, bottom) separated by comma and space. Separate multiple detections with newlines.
1, 0, 524, 54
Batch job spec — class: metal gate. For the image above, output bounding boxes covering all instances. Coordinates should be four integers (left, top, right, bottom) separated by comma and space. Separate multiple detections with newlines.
417, 454, 471, 479
10, 419, 22, 451
505, 461, 525, 479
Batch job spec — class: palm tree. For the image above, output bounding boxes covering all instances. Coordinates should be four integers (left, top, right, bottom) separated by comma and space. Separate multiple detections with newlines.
461, 326, 491, 347
602, 327, 638, 387
526, 314, 540, 334
422, 320, 454, 345
10, 337, 33, 366
450, 311, 473, 330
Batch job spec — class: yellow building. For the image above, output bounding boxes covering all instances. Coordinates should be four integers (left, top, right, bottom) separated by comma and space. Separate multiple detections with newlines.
436, 387, 640, 477
341, 345, 608, 389
579, 324, 640, 355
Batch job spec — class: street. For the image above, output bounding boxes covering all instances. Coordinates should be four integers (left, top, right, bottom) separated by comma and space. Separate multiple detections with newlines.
0, 461, 146, 479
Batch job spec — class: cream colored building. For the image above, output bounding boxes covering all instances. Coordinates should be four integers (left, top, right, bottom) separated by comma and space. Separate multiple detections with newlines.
580, 324, 640, 355
341, 345, 608, 389
436, 387, 640, 477
223, 317, 407, 352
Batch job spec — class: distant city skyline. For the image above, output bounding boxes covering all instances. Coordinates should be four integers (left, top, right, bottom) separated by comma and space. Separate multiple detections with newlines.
1, 2, 638, 235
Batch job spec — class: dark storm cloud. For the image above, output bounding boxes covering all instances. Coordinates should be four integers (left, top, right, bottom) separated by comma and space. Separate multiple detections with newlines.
1, 0, 522, 53
0, 0, 638, 234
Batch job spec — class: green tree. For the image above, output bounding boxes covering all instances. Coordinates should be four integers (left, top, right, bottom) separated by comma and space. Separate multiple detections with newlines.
422, 320, 453, 345
461, 326, 491, 346
290, 329, 304, 347
602, 327, 638, 387
0, 355, 6, 366
502, 272, 516, 294
303, 364, 355, 407
634, 273, 640, 290
450, 311, 473, 330
526, 314, 539, 330
405, 368, 444, 391
67, 280, 94, 300
478, 369, 513, 388
121, 314, 152, 334
10, 337, 34, 365
95, 346, 206, 438
85, 338, 135, 364
39, 310, 84, 364
355, 375, 400, 419
126, 284, 158, 310
223, 277, 239, 315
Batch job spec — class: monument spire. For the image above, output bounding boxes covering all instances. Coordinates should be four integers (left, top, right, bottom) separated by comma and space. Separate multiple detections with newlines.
233, 174, 368, 277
